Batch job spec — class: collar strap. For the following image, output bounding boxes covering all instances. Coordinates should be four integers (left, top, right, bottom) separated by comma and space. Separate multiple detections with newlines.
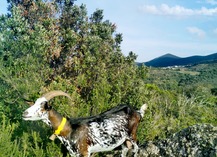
54, 117, 67, 135
49, 117, 67, 141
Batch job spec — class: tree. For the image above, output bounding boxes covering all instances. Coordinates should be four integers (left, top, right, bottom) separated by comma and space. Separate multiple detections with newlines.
1, 0, 146, 118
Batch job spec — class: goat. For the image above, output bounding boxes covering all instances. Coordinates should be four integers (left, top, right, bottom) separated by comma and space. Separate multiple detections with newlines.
22, 90, 147, 157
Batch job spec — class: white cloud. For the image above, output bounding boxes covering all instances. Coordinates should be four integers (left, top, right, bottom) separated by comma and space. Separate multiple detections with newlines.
160, 4, 195, 16
206, 0, 217, 5
187, 27, 206, 38
140, 5, 160, 15
139, 4, 217, 16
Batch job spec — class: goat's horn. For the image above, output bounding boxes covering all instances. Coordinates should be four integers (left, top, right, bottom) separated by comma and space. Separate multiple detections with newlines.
42, 90, 72, 101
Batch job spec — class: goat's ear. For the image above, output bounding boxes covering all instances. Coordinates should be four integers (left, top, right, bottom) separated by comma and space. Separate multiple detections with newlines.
44, 102, 52, 111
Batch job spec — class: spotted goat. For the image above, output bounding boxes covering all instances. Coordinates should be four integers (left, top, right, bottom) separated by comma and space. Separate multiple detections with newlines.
22, 91, 148, 157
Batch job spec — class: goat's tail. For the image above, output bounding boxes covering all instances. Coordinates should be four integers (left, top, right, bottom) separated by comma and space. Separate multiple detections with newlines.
139, 104, 148, 118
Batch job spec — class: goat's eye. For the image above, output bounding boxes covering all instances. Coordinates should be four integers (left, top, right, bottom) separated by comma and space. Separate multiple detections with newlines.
43, 102, 52, 111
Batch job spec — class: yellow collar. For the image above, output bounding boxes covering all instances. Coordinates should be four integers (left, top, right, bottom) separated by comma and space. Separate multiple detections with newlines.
54, 117, 67, 135
50, 117, 67, 141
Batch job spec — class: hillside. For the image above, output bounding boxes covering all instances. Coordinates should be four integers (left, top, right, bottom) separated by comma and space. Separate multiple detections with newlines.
145, 62, 217, 97
143, 52, 217, 67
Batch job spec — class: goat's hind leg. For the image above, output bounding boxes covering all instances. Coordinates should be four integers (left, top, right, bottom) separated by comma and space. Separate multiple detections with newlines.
131, 141, 139, 157
121, 140, 132, 157
121, 145, 128, 157
121, 140, 136, 157
125, 140, 139, 157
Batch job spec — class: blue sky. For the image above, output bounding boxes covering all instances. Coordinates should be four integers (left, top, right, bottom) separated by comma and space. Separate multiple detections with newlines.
1, 0, 217, 62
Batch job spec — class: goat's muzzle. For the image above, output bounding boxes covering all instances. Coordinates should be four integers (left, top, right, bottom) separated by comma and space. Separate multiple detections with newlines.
22, 111, 30, 120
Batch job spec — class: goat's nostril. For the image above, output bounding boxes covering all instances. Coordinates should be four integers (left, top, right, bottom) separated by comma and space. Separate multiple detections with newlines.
22, 111, 28, 117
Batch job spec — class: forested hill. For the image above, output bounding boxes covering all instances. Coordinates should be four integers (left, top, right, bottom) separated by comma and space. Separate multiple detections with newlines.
145, 62, 217, 97
140, 52, 217, 67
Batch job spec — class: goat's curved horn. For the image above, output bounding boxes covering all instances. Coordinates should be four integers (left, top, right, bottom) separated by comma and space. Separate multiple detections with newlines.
42, 90, 72, 101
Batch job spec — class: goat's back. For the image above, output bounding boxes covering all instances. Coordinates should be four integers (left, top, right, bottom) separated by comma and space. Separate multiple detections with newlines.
69, 104, 139, 126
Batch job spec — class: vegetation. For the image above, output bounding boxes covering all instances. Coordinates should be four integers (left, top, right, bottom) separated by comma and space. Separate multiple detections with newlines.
146, 63, 217, 98
0, 0, 216, 156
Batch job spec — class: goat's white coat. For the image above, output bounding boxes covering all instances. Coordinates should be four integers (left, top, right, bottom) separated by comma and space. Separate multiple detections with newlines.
88, 115, 128, 153
58, 136, 79, 156
139, 104, 148, 118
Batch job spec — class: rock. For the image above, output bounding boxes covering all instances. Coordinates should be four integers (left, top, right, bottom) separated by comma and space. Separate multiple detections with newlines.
139, 124, 217, 157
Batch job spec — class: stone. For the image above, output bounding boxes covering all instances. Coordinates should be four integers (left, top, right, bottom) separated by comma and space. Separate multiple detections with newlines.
138, 124, 217, 157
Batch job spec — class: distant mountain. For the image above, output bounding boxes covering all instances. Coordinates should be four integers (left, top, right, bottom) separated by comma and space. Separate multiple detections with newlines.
144, 53, 180, 67
142, 53, 217, 67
